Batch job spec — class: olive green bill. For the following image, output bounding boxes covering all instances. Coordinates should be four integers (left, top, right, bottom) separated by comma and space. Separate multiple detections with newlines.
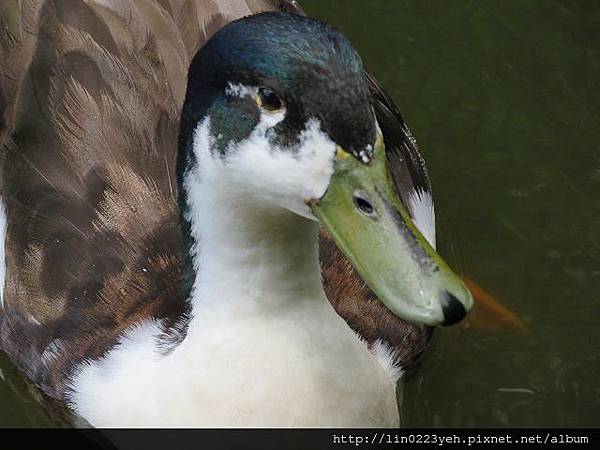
310, 132, 473, 326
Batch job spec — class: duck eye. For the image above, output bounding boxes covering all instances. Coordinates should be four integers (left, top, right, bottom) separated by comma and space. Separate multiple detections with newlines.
257, 88, 283, 111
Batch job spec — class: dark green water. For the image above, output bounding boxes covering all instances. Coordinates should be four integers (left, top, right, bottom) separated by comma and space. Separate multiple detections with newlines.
1, 0, 599, 427
302, 0, 600, 427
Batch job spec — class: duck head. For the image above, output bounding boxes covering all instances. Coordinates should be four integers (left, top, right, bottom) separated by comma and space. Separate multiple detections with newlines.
178, 12, 472, 326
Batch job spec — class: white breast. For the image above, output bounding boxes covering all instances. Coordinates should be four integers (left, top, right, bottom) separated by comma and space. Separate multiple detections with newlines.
67, 293, 400, 427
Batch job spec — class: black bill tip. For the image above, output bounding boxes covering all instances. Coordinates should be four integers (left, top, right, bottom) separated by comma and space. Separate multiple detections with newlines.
441, 291, 467, 326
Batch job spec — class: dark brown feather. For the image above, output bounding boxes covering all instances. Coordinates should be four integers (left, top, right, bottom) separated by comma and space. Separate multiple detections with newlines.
0, 0, 431, 401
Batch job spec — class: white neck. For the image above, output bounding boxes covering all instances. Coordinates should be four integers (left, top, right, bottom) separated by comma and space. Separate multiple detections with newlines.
184, 177, 324, 323
180, 116, 335, 326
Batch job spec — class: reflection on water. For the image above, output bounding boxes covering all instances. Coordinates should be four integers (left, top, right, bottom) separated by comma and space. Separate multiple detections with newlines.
1, 0, 599, 427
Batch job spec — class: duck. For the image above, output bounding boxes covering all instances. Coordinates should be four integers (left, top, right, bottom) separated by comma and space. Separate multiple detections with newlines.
0, 0, 473, 427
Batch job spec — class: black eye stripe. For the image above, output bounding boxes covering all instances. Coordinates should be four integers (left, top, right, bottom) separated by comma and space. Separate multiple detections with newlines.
258, 88, 283, 111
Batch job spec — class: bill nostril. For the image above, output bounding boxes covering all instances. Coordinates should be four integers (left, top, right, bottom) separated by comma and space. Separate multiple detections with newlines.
441, 291, 467, 326
353, 191, 376, 217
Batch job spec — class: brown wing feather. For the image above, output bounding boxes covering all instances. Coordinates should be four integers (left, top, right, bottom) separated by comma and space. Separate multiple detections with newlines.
0, 0, 40, 151
0, 0, 429, 400
0, 0, 191, 398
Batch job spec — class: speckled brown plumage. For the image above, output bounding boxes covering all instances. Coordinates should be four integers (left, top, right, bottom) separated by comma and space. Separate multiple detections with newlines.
0, 0, 432, 401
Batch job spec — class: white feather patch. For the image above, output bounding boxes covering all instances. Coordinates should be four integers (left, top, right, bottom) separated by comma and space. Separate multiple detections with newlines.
372, 339, 404, 385
408, 189, 436, 249
190, 115, 335, 220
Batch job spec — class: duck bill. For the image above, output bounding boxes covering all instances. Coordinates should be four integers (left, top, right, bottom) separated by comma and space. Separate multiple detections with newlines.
310, 133, 473, 326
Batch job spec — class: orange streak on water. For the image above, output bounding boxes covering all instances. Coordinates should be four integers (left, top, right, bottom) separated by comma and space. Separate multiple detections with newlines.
461, 276, 528, 334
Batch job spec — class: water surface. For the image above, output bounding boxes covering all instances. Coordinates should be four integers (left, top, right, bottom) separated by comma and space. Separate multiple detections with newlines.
303, 0, 600, 427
